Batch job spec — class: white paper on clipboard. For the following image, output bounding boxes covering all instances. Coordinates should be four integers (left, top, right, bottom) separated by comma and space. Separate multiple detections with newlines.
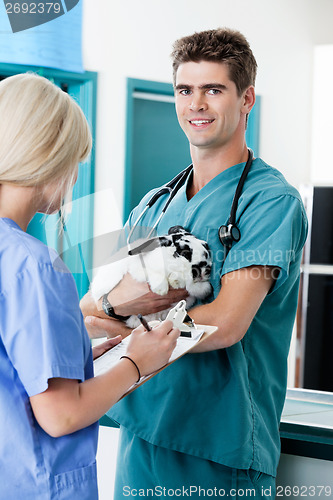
93, 324, 218, 397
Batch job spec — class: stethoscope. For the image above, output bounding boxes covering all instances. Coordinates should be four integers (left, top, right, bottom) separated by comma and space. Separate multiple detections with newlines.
127, 148, 254, 261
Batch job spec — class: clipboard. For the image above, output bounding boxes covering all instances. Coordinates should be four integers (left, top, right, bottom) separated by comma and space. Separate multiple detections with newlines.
93, 303, 218, 399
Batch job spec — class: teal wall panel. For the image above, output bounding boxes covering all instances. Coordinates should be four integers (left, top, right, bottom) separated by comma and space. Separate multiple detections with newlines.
0, 63, 97, 298
129, 97, 191, 214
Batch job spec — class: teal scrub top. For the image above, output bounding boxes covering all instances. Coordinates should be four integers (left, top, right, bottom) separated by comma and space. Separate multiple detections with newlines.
0, 218, 98, 499
108, 158, 308, 477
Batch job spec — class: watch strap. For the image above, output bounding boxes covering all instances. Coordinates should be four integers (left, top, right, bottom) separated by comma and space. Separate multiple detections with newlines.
102, 293, 130, 321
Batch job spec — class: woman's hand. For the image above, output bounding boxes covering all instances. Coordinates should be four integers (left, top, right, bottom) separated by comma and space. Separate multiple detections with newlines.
125, 320, 180, 377
92, 336, 122, 360
30, 320, 180, 437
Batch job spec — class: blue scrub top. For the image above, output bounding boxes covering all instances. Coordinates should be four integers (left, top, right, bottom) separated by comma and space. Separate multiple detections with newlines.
108, 157, 308, 477
0, 218, 98, 500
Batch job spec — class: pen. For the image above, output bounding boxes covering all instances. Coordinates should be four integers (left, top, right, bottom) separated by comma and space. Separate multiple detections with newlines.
137, 314, 152, 331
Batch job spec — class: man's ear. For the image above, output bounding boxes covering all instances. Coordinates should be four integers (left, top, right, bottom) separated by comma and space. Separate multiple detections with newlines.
241, 86, 256, 115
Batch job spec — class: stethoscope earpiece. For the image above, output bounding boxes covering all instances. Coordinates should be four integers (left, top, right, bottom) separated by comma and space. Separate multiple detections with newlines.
218, 223, 241, 248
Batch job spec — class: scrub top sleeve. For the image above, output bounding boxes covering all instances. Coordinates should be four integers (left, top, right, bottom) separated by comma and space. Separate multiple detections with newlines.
221, 193, 308, 292
1, 261, 89, 397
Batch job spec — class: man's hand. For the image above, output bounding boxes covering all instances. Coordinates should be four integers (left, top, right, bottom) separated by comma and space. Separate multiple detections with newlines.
80, 273, 188, 339
80, 291, 132, 339
106, 273, 188, 316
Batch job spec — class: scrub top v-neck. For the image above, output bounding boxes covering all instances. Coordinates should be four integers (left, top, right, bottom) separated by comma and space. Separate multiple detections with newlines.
108, 157, 308, 477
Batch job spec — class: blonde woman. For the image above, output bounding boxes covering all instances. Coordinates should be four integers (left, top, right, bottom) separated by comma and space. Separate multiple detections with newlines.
0, 73, 179, 500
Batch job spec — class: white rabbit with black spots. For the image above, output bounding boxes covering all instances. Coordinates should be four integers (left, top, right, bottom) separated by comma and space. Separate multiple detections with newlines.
90, 226, 213, 328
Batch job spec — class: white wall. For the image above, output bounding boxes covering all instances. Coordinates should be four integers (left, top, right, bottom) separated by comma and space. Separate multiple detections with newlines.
82, 1, 333, 497
311, 45, 333, 183
96, 427, 119, 500
82, 0, 333, 234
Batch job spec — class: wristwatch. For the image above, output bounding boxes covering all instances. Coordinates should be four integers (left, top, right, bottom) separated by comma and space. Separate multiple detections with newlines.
102, 293, 130, 321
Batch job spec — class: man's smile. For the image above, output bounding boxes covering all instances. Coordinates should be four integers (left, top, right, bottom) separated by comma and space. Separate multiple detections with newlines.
188, 119, 215, 128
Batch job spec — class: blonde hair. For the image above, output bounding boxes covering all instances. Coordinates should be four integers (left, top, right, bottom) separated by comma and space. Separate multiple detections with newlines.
0, 73, 92, 189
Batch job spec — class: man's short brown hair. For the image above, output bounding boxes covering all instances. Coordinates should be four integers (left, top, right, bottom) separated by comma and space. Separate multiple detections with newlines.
171, 28, 257, 96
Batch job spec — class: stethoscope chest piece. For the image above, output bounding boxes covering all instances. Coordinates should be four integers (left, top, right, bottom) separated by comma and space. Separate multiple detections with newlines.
218, 223, 241, 248
217, 148, 253, 253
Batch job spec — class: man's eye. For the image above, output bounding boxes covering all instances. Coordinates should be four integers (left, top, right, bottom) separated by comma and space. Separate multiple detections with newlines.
207, 89, 221, 95
179, 89, 191, 96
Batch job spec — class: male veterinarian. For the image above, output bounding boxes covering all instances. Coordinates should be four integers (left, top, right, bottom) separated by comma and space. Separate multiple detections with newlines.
81, 28, 308, 498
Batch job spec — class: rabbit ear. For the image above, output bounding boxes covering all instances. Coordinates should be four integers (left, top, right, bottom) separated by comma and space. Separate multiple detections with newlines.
168, 225, 186, 235
159, 236, 172, 247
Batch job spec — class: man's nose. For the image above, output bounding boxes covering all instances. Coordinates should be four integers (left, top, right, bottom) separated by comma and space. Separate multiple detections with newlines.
189, 93, 207, 112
